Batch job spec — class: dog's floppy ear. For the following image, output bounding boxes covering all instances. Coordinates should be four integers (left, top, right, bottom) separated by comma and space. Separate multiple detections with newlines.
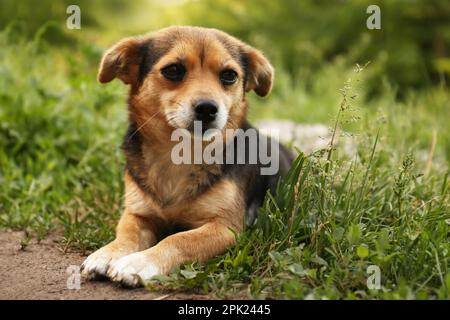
98, 37, 144, 85
242, 47, 274, 97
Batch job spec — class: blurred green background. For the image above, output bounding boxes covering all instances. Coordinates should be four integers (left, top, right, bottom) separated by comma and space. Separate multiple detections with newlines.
2, 0, 450, 93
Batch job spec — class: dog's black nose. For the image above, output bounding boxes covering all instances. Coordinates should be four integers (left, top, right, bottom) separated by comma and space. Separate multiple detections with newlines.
194, 100, 218, 123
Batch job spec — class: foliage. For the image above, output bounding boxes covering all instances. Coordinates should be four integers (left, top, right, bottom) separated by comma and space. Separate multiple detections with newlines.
0, 27, 124, 248
145, 71, 450, 300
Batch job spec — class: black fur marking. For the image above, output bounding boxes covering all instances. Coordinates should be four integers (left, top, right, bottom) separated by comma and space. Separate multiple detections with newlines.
199, 44, 206, 66
138, 40, 170, 83
122, 122, 164, 205
221, 121, 294, 225
121, 122, 145, 191
239, 51, 250, 90
138, 42, 150, 82
122, 122, 142, 156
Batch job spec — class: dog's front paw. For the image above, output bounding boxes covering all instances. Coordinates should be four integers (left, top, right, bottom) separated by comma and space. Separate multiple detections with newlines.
107, 252, 162, 287
81, 243, 131, 279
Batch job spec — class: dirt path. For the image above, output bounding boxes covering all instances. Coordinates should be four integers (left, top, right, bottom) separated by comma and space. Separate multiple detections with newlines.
0, 231, 205, 300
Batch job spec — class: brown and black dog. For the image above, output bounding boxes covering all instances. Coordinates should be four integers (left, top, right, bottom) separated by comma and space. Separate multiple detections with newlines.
81, 26, 293, 287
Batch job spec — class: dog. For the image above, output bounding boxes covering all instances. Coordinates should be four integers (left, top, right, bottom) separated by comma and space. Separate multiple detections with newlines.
81, 26, 293, 287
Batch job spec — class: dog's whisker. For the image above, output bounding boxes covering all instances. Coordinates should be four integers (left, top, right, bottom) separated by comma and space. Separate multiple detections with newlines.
126, 110, 161, 143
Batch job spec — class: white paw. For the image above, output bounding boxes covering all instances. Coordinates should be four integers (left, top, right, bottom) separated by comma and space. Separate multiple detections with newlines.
81, 245, 129, 279
107, 252, 161, 287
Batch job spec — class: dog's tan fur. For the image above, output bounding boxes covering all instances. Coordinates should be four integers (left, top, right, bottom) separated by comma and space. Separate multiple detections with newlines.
81, 26, 284, 287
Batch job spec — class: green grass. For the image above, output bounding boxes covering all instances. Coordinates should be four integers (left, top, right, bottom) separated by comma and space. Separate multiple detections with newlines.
0, 27, 449, 299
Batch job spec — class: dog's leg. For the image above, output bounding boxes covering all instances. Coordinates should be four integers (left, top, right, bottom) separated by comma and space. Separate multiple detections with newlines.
81, 211, 158, 279
107, 221, 236, 287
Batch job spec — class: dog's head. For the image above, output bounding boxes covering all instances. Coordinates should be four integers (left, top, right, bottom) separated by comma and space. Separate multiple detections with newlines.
98, 26, 273, 137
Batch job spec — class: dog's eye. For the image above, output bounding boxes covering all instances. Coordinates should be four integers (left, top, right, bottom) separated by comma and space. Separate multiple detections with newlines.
161, 64, 186, 81
220, 69, 238, 85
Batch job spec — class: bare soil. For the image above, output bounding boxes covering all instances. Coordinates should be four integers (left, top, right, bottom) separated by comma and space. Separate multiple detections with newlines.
0, 231, 206, 300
